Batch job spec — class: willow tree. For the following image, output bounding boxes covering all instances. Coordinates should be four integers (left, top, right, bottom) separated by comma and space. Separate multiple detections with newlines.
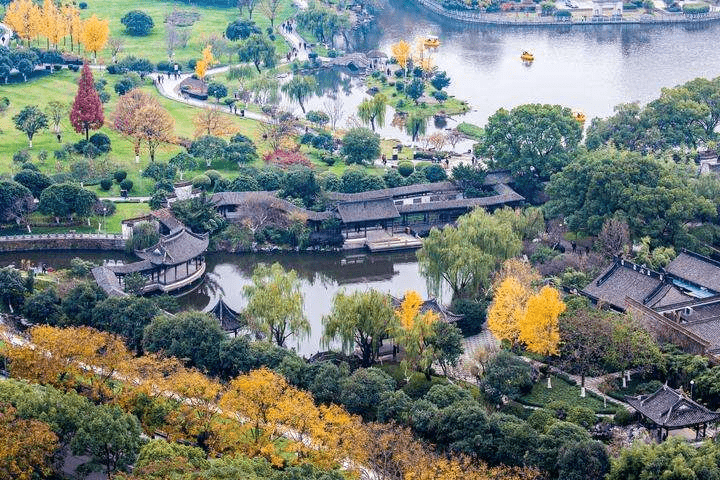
416, 208, 522, 301
357, 94, 387, 131
322, 289, 397, 367
243, 263, 309, 347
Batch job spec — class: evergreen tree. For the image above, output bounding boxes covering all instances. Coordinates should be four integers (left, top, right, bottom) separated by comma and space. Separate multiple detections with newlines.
70, 63, 104, 140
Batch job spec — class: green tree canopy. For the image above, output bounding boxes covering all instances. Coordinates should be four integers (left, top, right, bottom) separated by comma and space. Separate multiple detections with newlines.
142, 311, 226, 372
242, 262, 309, 347
341, 127, 381, 165
0, 180, 34, 225
71, 404, 143, 475
322, 289, 397, 367
476, 103, 582, 198
38, 183, 97, 221
13, 105, 48, 148
417, 208, 522, 300
281, 76, 316, 114
545, 148, 716, 245
238, 34, 276, 73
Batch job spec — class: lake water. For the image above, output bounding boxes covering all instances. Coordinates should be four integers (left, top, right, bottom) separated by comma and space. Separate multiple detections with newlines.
3, 250, 444, 356
321, 0, 720, 136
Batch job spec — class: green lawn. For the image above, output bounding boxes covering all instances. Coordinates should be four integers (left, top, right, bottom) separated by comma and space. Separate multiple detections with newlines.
0, 70, 269, 197
520, 375, 617, 413
365, 75, 470, 119
71, 0, 298, 65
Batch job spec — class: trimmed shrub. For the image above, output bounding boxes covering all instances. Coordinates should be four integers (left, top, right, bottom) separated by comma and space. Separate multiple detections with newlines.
99, 178, 113, 191
397, 161, 414, 177
120, 179, 133, 192
114, 170, 127, 183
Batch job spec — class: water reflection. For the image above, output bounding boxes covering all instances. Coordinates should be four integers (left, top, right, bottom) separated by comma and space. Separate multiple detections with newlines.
178, 251, 442, 356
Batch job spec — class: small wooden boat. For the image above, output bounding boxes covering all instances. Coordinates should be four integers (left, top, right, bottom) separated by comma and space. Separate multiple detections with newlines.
521, 51, 534, 62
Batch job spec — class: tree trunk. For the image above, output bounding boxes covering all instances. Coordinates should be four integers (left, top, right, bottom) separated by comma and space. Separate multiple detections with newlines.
85, 126, 89, 140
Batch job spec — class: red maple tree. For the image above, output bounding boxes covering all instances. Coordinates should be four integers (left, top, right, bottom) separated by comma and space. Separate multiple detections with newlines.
70, 63, 104, 140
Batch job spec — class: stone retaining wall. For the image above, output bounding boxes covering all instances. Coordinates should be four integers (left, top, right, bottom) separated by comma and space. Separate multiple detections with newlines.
0, 233, 125, 252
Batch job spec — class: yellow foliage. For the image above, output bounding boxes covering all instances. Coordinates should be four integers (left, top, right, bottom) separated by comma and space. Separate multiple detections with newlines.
493, 258, 540, 292
394, 290, 438, 376
487, 277, 531, 346
3, 0, 42, 44
193, 108, 238, 138
195, 45, 215, 78
62, 4, 81, 50
0, 404, 58, 480
80, 14, 109, 58
518, 285, 565, 356
391, 40, 411, 71
41, 0, 66, 48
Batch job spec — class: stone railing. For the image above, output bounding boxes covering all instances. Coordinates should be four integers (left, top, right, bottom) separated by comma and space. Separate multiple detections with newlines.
415, 0, 720, 26
0, 233, 125, 252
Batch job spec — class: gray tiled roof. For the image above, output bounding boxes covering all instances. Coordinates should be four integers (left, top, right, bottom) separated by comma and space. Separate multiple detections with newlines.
626, 385, 720, 428
109, 259, 153, 274
325, 181, 460, 203
583, 262, 666, 311
211, 191, 331, 222
151, 208, 184, 234
337, 198, 400, 223
666, 251, 720, 293
91, 266, 127, 297
396, 191, 524, 213
136, 228, 209, 266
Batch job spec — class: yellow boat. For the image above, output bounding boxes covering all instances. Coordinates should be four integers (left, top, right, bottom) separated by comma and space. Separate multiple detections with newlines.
424, 35, 440, 48
521, 51, 534, 62
574, 111, 586, 123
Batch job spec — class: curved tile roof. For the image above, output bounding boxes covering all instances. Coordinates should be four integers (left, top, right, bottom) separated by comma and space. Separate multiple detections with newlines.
136, 228, 209, 266
626, 385, 720, 428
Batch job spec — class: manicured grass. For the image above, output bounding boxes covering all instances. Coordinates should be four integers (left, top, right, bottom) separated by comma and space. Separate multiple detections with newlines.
0, 70, 269, 196
457, 122, 484, 140
74, 0, 297, 65
520, 375, 617, 413
366, 75, 471, 118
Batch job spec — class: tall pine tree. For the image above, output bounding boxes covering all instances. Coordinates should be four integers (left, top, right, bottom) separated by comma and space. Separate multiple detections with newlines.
70, 63, 103, 140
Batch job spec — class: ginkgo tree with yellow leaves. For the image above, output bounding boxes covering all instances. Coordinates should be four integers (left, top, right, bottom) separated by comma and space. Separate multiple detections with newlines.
195, 45, 215, 79
80, 14, 109, 61
487, 260, 565, 356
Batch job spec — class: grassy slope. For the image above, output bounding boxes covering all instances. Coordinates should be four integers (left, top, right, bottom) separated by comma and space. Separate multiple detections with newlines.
77, 0, 297, 65
0, 70, 266, 197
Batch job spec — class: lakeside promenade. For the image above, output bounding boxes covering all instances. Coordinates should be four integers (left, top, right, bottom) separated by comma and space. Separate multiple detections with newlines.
414, 0, 720, 26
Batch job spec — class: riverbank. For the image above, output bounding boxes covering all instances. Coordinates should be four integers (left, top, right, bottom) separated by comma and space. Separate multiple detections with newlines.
413, 0, 720, 26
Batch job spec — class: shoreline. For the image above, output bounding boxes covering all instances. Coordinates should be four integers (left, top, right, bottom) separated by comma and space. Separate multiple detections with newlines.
413, 0, 720, 26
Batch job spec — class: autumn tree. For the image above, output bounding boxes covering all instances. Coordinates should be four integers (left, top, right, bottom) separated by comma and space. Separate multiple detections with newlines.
518, 286, 565, 356
114, 88, 151, 160
70, 63, 104, 140
217, 368, 292, 462
195, 45, 214, 79
62, 5, 81, 52
394, 290, 440, 380
164, 369, 222, 449
322, 289, 397, 367
133, 103, 175, 162
13, 105, 48, 148
193, 107, 238, 138
391, 40, 411, 75
41, 0, 66, 49
0, 403, 59, 480
80, 14, 109, 60
243, 262, 309, 347
3, 0, 41, 46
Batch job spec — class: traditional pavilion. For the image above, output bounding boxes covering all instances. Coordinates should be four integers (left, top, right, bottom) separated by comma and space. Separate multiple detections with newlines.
390, 295, 464, 323
208, 297, 245, 335
626, 385, 720, 441
93, 209, 209, 296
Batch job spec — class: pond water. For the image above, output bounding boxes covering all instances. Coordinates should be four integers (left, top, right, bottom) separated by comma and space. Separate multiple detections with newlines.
292, 0, 720, 144
3, 250, 446, 357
